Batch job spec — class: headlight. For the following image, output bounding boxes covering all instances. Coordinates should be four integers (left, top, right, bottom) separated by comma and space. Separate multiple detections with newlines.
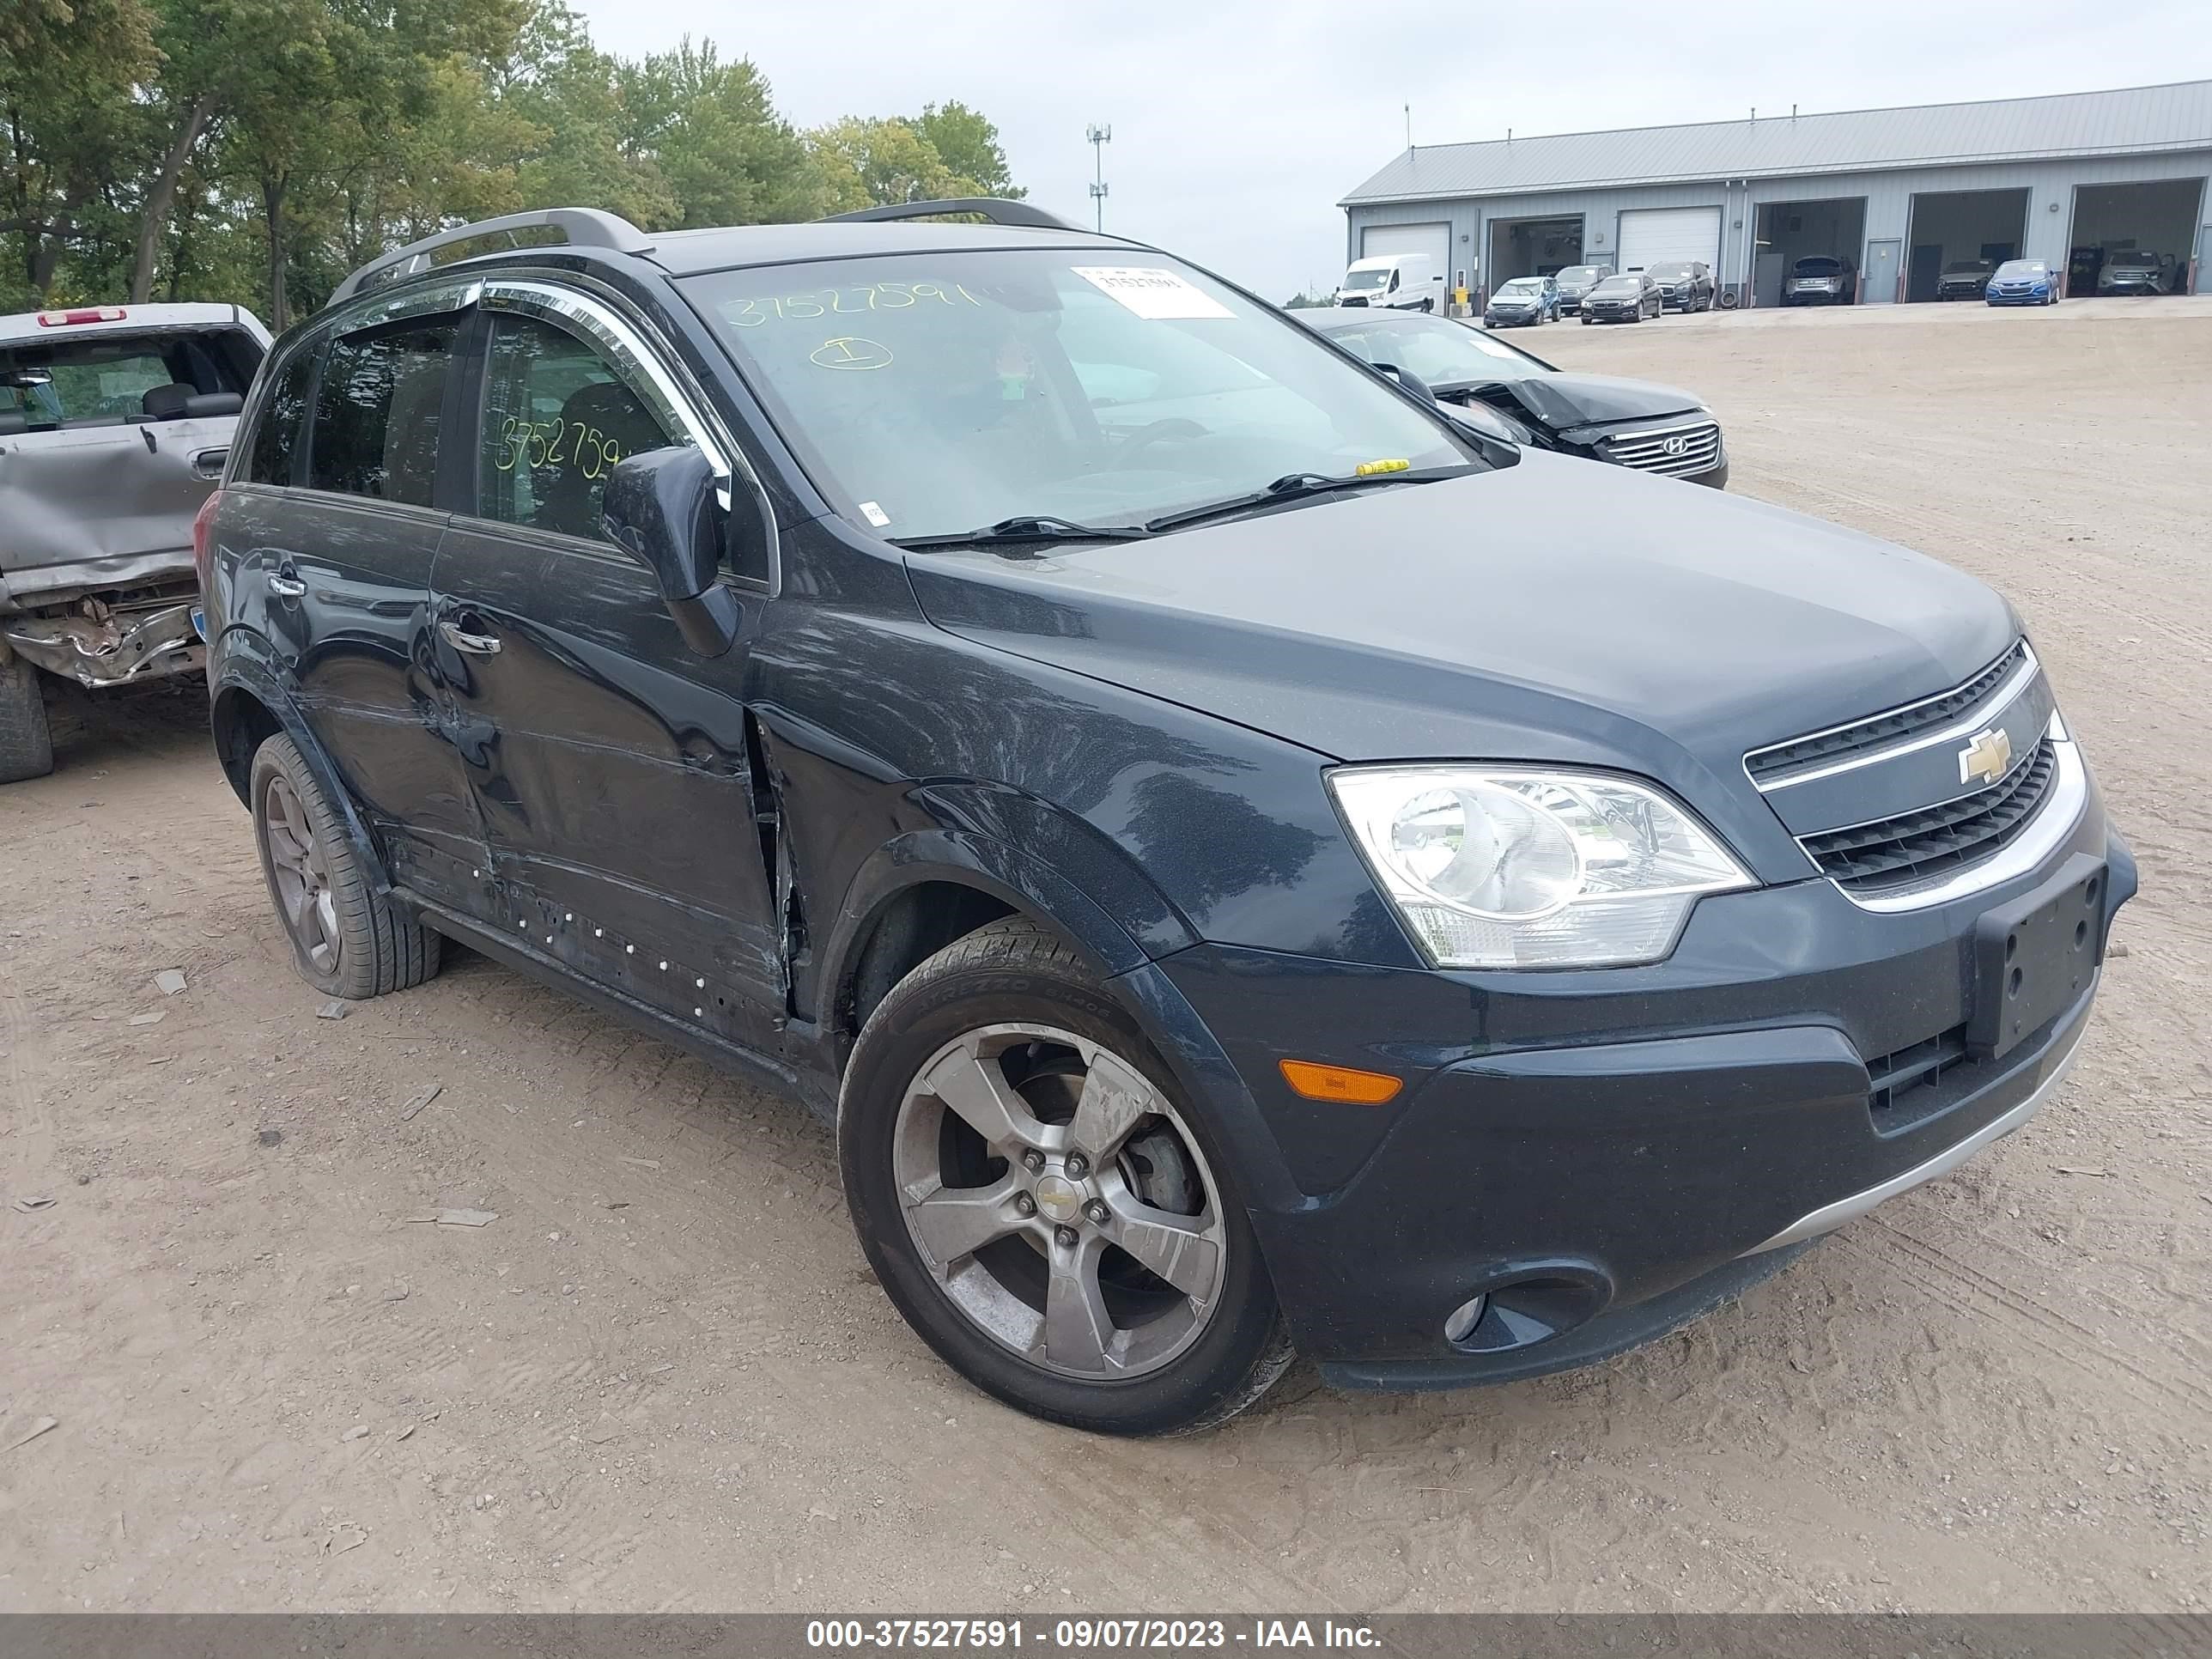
1328, 766, 1753, 969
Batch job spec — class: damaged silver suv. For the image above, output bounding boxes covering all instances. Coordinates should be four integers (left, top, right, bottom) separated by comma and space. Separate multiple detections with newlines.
0, 301, 269, 781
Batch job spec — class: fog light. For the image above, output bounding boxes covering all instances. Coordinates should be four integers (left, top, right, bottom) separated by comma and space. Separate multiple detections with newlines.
1443, 1293, 1487, 1344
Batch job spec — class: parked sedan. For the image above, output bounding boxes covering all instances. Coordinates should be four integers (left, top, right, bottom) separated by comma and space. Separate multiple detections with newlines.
1986, 258, 2059, 306
1644, 261, 1715, 312
1580, 273, 1662, 323
1552, 264, 1613, 316
1295, 307, 1728, 488
2097, 251, 2170, 295
1936, 260, 1994, 301
1483, 276, 1558, 327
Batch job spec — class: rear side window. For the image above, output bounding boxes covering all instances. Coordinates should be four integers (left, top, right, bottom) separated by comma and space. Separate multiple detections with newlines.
475, 313, 680, 548
306, 319, 459, 506
245, 350, 315, 485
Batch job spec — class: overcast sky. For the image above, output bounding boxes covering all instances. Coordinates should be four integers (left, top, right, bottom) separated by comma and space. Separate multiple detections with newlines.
568, 0, 2208, 298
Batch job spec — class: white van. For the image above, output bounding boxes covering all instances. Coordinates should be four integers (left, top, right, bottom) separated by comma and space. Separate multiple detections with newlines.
1334, 252, 1443, 311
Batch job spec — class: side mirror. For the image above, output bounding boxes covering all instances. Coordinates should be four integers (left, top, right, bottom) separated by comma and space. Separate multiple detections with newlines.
1371, 362, 1437, 406
601, 444, 742, 657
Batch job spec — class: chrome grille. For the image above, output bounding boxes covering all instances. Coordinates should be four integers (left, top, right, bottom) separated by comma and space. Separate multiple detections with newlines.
1800, 738, 2058, 890
1746, 641, 2029, 784
1603, 419, 1721, 477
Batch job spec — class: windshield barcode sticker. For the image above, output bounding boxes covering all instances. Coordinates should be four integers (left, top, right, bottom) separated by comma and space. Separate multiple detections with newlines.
1071, 266, 1232, 320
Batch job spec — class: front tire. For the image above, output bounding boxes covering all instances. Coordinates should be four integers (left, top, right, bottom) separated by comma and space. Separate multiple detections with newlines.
839, 918, 1293, 1436
0, 656, 54, 783
249, 733, 441, 1000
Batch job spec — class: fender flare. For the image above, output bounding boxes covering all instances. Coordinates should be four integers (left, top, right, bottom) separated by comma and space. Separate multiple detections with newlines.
823, 826, 1156, 990
819, 830, 1305, 1211
209, 643, 396, 896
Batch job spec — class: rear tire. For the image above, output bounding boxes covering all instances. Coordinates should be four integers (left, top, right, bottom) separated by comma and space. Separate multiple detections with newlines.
248, 733, 440, 1000
0, 657, 55, 784
839, 917, 1293, 1436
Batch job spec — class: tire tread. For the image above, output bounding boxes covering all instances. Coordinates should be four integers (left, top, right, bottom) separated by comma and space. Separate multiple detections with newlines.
0, 657, 55, 784
251, 733, 439, 999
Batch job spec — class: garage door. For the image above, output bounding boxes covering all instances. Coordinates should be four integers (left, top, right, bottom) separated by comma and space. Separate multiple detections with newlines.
1616, 206, 1722, 274
1361, 221, 1450, 281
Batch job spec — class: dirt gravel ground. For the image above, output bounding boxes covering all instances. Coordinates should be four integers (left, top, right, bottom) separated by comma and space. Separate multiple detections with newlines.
3, 296, 2208, 1614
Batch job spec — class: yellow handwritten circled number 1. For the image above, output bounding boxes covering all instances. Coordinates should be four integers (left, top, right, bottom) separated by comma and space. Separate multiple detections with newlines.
810, 337, 894, 371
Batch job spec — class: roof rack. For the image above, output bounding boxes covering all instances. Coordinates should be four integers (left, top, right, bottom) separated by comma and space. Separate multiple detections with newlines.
326, 208, 654, 308
821, 198, 1083, 232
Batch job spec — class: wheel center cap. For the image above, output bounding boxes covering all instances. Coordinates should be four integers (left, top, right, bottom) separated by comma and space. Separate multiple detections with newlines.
1032, 1172, 1084, 1224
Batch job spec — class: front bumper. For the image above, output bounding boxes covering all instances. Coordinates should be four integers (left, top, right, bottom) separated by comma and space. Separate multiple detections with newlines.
1988, 288, 2051, 305
1158, 795, 2132, 1388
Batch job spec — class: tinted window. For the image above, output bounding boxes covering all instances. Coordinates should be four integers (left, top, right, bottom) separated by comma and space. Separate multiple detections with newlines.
246, 349, 315, 485
477, 313, 680, 548
1793, 258, 1842, 275
306, 319, 458, 505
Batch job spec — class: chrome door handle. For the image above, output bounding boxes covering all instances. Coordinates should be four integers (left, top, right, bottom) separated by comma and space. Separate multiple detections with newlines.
438, 620, 501, 656
266, 574, 307, 599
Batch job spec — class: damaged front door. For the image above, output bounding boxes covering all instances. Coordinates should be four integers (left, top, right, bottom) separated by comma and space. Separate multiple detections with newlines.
430, 301, 786, 1051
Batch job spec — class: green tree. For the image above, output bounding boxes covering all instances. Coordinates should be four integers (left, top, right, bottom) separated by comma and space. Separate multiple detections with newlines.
0, 0, 156, 304
909, 101, 1018, 199
617, 40, 824, 230
806, 115, 981, 210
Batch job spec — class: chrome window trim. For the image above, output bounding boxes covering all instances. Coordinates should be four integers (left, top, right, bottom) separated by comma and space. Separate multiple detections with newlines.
1825, 714, 2085, 914
476, 277, 779, 592
1750, 643, 2041, 793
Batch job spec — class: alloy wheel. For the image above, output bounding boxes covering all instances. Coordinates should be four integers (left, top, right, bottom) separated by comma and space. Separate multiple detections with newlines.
262, 771, 341, 975
891, 1022, 1230, 1381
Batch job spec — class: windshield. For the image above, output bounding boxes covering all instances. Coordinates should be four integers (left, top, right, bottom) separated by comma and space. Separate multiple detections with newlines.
1556, 266, 1604, 285
1944, 262, 1990, 274
1793, 258, 1842, 276
682, 252, 1468, 540
1645, 263, 1692, 280
1496, 279, 1544, 296
1315, 314, 1551, 387
1340, 267, 1389, 290
2109, 253, 2156, 268
1592, 276, 1640, 293
1995, 260, 2047, 278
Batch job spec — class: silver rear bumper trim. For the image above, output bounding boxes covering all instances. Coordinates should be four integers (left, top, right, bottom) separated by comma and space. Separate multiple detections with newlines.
1743, 985, 2094, 1255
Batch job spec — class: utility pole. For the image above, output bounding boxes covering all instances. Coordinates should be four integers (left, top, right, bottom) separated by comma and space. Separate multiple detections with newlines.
1086, 124, 1111, 233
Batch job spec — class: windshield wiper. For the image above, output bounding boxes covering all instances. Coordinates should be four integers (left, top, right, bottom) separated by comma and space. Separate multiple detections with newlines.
890, 514, 1155, 551
1143, 467, 1461, 535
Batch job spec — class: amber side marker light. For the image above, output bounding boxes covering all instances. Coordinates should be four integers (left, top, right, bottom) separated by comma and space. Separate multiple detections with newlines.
1278, 1060, 1403, 1106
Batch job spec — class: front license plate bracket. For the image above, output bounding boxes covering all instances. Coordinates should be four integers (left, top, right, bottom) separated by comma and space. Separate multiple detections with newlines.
1967, 851, 2106, 1060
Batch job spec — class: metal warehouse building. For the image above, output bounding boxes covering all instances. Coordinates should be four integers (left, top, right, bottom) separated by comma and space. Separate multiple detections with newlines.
1341, 80, 2211, 307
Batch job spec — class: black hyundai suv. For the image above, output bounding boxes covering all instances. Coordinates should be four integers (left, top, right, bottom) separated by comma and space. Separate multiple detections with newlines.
200, 200, 2132, 1437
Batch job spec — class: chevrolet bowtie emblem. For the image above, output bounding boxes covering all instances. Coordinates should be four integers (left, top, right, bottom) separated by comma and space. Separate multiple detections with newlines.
1958, 727, 2013, 787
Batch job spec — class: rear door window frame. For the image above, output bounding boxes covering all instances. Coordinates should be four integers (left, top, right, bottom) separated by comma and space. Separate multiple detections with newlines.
276, 279, 483, 516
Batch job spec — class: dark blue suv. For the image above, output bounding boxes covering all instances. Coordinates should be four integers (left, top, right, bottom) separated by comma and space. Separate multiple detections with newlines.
198, 201, 2133, 1435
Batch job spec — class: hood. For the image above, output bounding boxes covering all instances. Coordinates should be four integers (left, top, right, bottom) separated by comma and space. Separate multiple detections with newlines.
1447, 372, 1699, 433
904, 453, 2014, 818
